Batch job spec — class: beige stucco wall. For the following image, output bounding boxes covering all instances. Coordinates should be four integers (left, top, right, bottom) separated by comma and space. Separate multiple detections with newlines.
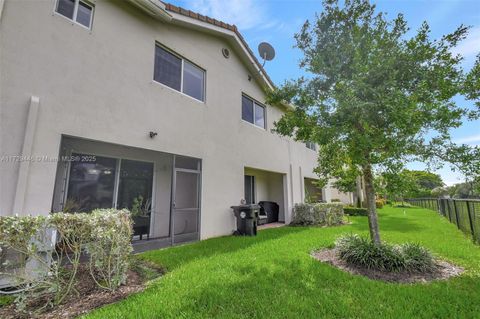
0, 0, 332, 239
329, 187, 354, 205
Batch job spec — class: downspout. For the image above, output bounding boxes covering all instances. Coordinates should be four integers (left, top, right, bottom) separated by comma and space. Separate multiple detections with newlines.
13, 96, 40, 215
0, 0, 4, 22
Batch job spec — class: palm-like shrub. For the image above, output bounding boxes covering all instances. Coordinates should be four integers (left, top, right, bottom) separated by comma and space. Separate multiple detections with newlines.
335, 234, 436, 273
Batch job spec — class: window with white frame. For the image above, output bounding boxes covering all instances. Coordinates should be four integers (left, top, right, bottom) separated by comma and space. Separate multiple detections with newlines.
55, 0, 94, 29
306, 141, 316, 151
242, 94, 266, 129
154, 45, 206, 102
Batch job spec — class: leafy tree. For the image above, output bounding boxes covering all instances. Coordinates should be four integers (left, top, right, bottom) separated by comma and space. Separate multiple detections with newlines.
268, 0, 479, 244
376, 169, 444, 199
408, 170, 444, 193
377, 170, 416, 203
446, 180, 480, 198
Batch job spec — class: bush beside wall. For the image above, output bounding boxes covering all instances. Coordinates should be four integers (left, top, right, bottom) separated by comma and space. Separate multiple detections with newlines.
0, 209, 132, 312
291, 203, 344, 226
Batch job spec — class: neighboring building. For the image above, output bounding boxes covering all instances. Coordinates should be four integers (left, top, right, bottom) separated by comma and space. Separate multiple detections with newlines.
0, 0, 351, 250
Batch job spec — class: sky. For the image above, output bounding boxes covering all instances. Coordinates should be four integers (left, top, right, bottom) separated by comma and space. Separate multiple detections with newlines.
170, 0, 480, 186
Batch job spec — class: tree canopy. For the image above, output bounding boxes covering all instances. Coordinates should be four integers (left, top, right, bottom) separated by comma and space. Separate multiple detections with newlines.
268, 0, 480, 243
376, 169, 444, 199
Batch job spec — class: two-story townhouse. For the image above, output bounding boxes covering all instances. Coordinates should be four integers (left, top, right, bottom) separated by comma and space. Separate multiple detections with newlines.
0, 0, 352, 250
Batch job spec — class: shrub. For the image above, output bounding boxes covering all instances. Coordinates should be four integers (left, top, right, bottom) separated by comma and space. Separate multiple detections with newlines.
331, 199, 341, 202
291, 203, 344, 226
335, 234, 436, 273
393, 202, 413, 208
0, 209, 133, 313
401, 243, 436, 273
344, 207, 368, 216
376, 200, 384, 209
85, 209, 133, 291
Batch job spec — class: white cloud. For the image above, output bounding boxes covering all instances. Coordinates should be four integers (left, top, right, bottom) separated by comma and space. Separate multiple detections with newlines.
451, 26, 480, 58
184, 0, 270, 30
454, 134, 480, 145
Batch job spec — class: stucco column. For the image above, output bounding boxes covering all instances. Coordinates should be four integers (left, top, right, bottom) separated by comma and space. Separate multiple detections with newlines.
13, 96, 40, 215
322, 180, 333, 203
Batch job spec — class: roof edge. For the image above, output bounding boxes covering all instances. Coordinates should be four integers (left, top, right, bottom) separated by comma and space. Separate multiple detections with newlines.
126, 0, 172, 21
162, 2, 275, 90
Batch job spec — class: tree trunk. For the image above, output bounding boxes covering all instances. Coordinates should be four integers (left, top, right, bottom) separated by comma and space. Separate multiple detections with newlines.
363, 164, 381, 244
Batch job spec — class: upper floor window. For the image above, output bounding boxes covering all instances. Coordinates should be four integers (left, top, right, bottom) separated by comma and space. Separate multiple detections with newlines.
242, 94, 265, 129
306, 141, 317, 151
55, 0, 94, 29
154, 45, 205, 102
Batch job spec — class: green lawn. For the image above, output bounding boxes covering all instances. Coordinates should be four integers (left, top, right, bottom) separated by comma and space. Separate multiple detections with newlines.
83, 206, 480, 318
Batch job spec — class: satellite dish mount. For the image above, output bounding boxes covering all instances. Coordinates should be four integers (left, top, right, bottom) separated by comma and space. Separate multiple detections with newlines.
258, 42, 275, 67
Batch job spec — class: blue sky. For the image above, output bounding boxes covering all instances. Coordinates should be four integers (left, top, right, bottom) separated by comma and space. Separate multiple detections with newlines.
170, 0, 479, 185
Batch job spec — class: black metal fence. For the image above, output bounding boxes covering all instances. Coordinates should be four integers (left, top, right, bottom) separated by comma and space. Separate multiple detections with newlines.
407, 198, 480, 244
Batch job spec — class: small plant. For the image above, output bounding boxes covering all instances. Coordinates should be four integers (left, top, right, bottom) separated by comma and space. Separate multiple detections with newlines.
335, 234, 436, 273
62, 198, 81, 213
131, 196, 144, 217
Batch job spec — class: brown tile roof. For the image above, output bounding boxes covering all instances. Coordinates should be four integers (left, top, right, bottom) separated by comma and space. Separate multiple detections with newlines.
163, 2, 275, 88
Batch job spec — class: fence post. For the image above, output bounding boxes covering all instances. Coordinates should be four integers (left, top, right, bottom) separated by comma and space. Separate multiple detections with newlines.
446, 200, 452, 222
466, 201, 476, 242
453, 200, 460, 228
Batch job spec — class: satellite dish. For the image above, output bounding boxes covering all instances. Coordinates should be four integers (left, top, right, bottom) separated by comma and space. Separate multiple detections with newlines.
258, 42, 275, 66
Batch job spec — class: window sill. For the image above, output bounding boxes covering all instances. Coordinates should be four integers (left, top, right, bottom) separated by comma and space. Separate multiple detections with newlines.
241, 119, 267, 131
53, 12, 92, 31
152, 80, 206, 104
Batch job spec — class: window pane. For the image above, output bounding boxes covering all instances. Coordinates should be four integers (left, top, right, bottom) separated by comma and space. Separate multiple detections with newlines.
242, 95, 254, 123
66, 154, 116, 212
117, 160, 153, 211
254, 103, 265, 128
182, 61, 205, 101
175, 171, 199, 209
154, 46, 182, 91
175, 155, 200, 170
76, 1, 93, 28
56, 0, 75, 19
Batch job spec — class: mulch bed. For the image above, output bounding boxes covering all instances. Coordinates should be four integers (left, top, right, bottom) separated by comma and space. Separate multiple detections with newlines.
312, 248, 464, 283
0, 262, 164, 319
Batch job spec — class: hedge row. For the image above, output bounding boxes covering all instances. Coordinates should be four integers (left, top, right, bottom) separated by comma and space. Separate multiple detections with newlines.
343, 207, 368, 216
291, 203, 344, 226
0, 209, 132, 313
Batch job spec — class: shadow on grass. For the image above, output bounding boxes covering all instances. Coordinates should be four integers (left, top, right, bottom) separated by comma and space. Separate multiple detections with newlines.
156, 258, 478, 319
139, 226, 309, 271
349, 213, 425, 233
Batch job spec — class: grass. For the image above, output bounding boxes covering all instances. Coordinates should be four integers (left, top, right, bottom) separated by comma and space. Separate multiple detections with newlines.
0, 295, 14, 308
83, 206, 480, 318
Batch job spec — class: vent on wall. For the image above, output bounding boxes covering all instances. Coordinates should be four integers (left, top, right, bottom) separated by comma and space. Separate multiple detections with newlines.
222, 48, 230, 59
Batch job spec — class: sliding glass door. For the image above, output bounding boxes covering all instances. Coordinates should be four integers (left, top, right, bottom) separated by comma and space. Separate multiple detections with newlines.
116, 160, 154, 240
64, 151, 202, 246
66, 154, 117, 212
65, 153, 154, 240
